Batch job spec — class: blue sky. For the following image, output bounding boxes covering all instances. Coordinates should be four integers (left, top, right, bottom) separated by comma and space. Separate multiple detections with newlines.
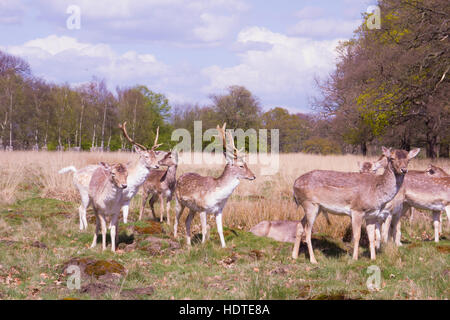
0, 0, 376, 113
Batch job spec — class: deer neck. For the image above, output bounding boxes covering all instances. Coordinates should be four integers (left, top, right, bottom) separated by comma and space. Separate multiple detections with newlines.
374, 161, 404, 204
214, 164, 240, 197
125, 160, 150, 196
165, 164, 177, 184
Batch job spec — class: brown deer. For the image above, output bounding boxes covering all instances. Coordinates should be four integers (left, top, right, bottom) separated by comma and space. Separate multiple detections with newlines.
250, 220, 301, 243
174, 123, 256, 248
89, 162, 128, 252
292, 147, 420, 263
139, 150, 178, 224
383, 164, 449, 245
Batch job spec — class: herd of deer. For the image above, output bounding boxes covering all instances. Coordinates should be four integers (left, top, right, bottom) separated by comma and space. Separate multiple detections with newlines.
59, 122, 449, 264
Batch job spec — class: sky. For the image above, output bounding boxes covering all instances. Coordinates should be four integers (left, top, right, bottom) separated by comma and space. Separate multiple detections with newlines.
0, 0, 376, 113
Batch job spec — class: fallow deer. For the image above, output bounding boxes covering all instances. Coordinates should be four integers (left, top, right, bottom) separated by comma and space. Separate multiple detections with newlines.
58, 122, 162, 229
250, 220, 301, 243
174, 123, 256, 248
292, 147, 420, 263
139, 150, 179, 224
383, 164, 449, 245
89, 162, 128, 252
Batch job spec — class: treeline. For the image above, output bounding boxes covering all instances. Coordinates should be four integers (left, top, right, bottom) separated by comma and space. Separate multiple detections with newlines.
0, 0, 448, 157
0, 51, 338, 154
314, 0, 449, 158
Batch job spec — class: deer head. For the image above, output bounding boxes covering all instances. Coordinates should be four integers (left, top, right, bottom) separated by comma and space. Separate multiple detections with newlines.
119, 121, 161, 170
217, 123, 256, 181
100, 162, 128, 189
158, 149, 178, 167
381, 147, 420, 175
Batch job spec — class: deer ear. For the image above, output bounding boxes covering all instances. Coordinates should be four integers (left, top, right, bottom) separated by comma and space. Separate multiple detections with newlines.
381, 146, 391, 157
408, 148, 420, 160
99, 162, 110, 170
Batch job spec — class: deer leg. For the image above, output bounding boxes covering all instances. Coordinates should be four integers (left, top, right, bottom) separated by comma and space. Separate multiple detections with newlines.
91, 216, 100, 248
392, 204, 408, 246
301, 201, 319, 263
366, 221, 377, 260
432, 211, 441, 243
159, 194, 165, 223
375, 220, 381, 250
381, 215, 392, 244
99, 215, 107, 251
292, 218, 304, 260
121, 203, 130, 224
139, 191, 150, 221
149, 195, 157, 220
445, 206, 450, 233
200, 212, 207, 243
79, 193, 89, 230
174, 199, 184, 238
351, 211, 364, 260
166, 197, 171, 226
215, 212, 226, 248
185, 210, 195, 246
409, 207, 415, 223
110, 215, 118, 252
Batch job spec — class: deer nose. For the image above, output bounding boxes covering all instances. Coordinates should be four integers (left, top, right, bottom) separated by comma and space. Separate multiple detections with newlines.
122, 184, 127, 189
153, 164, 160, 169
401, 168, 408, 174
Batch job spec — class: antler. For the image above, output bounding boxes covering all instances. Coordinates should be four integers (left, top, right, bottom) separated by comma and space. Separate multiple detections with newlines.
118, 121, 148, 151
152, 126, 163, 151
216, 123, 244, 160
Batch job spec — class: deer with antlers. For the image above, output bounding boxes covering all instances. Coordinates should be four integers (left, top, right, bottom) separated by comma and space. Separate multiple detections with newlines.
58, 122, 162, 229
138, 150, 179, 224
174, 123, 256, 248
292, 147, 420, 263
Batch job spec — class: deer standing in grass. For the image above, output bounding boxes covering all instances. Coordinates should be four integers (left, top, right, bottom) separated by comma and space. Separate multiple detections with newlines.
292, 147, 420, 263
174, 123, 256, 248
382, 164, 450, 245
139, 150, 178, 224
58, 122, 162, 229
89, 162, 128, 252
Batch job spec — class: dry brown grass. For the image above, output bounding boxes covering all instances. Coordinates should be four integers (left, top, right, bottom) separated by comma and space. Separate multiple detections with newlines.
1, 150, 449, 238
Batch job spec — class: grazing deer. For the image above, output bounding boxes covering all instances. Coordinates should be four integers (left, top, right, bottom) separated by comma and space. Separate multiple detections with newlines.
58, 122, 161, 229
250, 220, 301, 243
89, 162, 128, 252
383, 164, 449, 245
292, 147, 420, 263
174, 123, 256, 248
139, 150, 179, 224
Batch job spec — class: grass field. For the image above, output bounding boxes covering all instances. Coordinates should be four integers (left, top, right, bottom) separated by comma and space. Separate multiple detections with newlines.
0, 151, 449, 300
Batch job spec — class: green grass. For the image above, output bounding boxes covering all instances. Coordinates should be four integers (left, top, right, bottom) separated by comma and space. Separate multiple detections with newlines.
0, 195, 448, 300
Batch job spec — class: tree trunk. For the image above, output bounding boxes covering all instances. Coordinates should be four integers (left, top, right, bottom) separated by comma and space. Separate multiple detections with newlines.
426, 133, 438, 158
439, 142, 449, 158
360, 141, 367, 156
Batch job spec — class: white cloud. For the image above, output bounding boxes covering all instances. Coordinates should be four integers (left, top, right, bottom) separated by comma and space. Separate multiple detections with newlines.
31, 0, 249, 45
3, 35, 169, 87
202, 27, 342, 110
288, 18, 361, 38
